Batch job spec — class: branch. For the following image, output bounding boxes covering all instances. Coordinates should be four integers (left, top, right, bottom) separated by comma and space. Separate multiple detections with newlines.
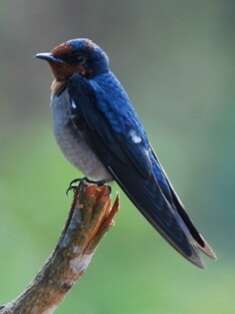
0, 181, 119, 314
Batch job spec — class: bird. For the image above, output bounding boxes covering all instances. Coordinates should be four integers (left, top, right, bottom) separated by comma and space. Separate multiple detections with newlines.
36, 38, 216, 268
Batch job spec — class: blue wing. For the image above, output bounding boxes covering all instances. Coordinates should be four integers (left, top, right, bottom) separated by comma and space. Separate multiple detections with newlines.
67, 73, 215, 267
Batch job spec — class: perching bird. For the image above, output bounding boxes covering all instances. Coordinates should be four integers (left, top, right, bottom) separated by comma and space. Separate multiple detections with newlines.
36, 38, 216, 268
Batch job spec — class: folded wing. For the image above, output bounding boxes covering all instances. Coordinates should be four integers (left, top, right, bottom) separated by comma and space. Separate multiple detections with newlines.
68, 74, 215, 267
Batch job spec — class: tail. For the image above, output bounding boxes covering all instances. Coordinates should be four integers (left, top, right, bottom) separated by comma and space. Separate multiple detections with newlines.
151, 151, 216, 262
108, 153, 216, 268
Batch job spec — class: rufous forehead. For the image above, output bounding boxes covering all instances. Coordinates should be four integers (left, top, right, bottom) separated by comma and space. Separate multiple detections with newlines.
52, 42, 73, 57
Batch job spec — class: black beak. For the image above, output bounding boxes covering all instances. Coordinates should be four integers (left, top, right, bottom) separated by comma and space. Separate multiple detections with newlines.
35, 52, 64, 63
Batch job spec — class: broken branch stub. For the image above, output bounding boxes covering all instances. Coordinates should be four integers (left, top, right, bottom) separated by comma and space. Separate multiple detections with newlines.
0, 181, 119, 314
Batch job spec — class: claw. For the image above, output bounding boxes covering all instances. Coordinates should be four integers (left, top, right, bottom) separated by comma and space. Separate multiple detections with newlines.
66, 177, 85, 196
84, 178, 107, 186
66, 177, 107, 196
66, 185, 76, 196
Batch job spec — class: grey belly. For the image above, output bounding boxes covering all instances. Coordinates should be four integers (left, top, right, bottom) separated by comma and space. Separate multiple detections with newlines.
50, 89, 112, 182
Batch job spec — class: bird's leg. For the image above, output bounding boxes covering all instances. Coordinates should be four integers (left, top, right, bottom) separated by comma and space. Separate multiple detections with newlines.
66, 177, 107, 195
85, 178, 107, 186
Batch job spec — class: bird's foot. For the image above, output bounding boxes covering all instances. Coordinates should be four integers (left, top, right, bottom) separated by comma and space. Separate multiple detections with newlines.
86, 178, 107, 187
66, 177, 86, 195
66, 177, 107, 195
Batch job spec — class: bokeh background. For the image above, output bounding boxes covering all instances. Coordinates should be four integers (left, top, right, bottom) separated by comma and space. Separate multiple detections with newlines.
0, 1, 235, 313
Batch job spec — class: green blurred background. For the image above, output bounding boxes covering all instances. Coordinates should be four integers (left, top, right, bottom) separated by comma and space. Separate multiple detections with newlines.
0, 1, 235, 313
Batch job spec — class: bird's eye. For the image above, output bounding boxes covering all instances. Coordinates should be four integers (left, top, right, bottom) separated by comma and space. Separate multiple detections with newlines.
77, 55, 86, 64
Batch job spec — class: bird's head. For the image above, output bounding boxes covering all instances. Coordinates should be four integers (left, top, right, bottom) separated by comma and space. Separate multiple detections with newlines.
36, 38, 109, 81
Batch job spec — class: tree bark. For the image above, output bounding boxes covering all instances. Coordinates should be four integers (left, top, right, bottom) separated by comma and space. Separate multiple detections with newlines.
0, 181, 119, 314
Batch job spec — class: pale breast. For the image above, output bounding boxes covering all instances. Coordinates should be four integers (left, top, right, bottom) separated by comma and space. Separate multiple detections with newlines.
50, 88, 112, 182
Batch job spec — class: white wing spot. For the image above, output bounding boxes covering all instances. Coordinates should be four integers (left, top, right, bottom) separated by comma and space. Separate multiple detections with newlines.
129, 129, 142, 144
71, 100, 77, 109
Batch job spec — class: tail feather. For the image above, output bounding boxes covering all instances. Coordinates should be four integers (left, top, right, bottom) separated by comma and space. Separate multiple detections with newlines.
168, 188, 216, 260
196, 234, 217, 259
108, 164, 207, 268
150, 150, 216, 261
